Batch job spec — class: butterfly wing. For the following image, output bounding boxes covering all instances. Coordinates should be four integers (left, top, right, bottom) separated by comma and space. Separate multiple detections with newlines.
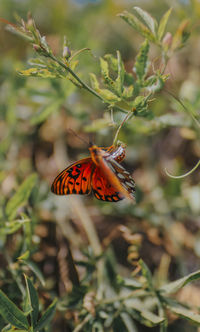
91, 152, 135, 202
51, 158, 94, 195
107, 158, 135, 199
92, 166, 124, 202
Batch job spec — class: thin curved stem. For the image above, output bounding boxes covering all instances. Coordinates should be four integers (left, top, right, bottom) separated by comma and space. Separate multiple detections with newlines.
113, 110, 133, 145
165, 159, 200, 179
164, 89, 200, 128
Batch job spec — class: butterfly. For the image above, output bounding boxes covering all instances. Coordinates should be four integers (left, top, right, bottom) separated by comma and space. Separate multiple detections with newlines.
51, 143, 135, 202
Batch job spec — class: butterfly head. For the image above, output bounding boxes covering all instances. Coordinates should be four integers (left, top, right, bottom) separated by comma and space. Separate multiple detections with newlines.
89, 144, 103, 165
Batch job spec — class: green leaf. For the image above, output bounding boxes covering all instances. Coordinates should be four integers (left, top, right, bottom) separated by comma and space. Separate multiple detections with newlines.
1, 218, 30, 235
122, 85, 134, 99
117, 276, 143, 290
145, 74, 166, 93
2, 325, 27, 332
21, 260, 45, 287
89, 73, 100, 90
119, 11, 156, 42
125, 304, 165, 327
132, 7, 158, 36
137, 309, 164, 326
167, 303, 200, 324
133, 96, 149, 116
171, 19, 190, 51
17, 250, 30, 261
24, 275, 39, 328
120, 312, 138, 332
19, 68, 58, 78
139, 259, 153, 289
158, 8, 172, 41
98, 89, 120, 103
134, 39, 149, 81
0, 290, 29, 330
30, 100, 62, 125
35, 298, 57, 331
5, 174, 37, 220
115, 51, 125, 95
104, 54, 134, 85
159, 270, 200, 294
100, 57, 114, 87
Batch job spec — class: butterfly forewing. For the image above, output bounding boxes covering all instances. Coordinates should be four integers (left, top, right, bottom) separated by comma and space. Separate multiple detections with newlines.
51, 158, 94, 195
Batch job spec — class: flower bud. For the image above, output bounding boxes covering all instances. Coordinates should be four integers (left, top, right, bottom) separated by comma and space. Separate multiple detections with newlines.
33, 44, 40, 52
63, 46, 71, 59
162, 32, 173, 49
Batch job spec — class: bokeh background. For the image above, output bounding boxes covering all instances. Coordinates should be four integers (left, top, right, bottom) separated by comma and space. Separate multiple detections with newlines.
0, 0, 200, 331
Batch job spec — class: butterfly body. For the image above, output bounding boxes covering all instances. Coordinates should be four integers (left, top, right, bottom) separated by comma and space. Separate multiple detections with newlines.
51, 144, 135, 202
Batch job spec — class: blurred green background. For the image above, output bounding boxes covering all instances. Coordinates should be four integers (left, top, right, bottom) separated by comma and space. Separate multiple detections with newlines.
0, 0, 200, 331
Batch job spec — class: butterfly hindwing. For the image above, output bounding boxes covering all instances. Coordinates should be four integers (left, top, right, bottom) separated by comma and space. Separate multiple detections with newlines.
107, 158, 136, 199
51, 158, 94, 195
92, 166, 123, 202
91, 149, 135, 201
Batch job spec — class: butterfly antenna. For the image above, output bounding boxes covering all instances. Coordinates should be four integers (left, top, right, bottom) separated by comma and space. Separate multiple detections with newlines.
88, 133, 95, 147
67, 128, 89, 146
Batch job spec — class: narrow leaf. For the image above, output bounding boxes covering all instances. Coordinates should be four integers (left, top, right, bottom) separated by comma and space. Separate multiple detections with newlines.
159, 270, 200, 294
98, 89, 120, 103
35, 298, 57, 331
117, 276, 142, 289
158, 8, 172, 41
133, 7, 158, 35
30, 100, 62, 125
134, 39, 149, 81
100, 57, 116, 90
125, 305, 165, 327
120, 312, 138, 332
0, 290, 29, 330
168, 303, 200, 324
89, 73, 100, 90
119, 11, 156, 42
24, 275, 39, 328
122, 85, 134, 99
104, 54, 134, 85
2, 325, 27, 332
21, 260, 45, 287
17, 251, 30, 261
5, 174, 37, 220
171, 19, 190, 51
115, 51, 125, 95
19, 68, 58, 78
1, 218, 30, 235
139, 259, 153, 289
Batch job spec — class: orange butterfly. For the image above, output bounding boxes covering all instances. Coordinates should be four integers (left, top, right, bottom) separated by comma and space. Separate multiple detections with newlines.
51, 143, 135, 202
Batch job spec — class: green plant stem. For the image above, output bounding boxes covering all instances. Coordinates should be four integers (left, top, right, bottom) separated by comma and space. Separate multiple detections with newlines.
165, 89, 200, 128
165, 159, 200, 179
48, 53, 129, 114
113, 110, 133, 145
